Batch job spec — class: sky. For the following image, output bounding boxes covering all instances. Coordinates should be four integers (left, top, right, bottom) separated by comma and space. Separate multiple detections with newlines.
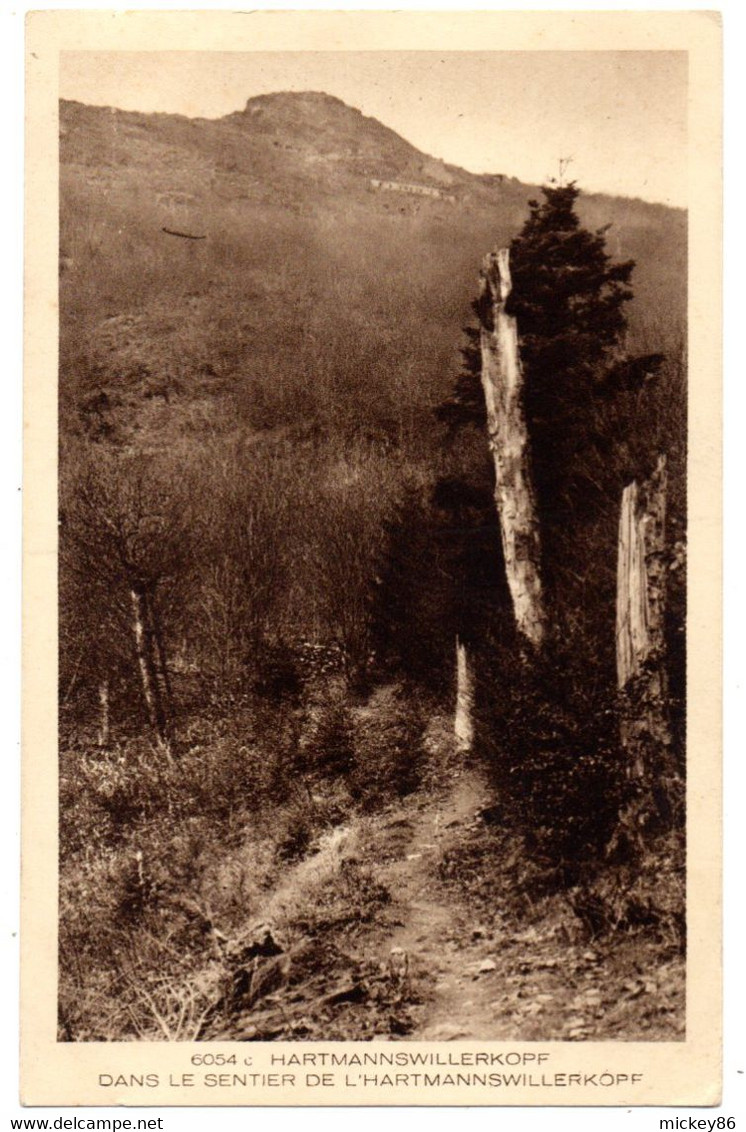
61, 50, 687, 207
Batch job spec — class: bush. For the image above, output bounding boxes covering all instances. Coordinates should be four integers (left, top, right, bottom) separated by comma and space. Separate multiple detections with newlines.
288, 859, 391, 936
349, 685, 428, 810
567, 828, 685, 949
479, 651, 631, 877
301, 690, 355, 778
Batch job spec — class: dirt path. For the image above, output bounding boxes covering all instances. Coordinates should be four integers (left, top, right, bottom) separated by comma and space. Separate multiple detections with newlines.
361, 766, 509, 1039
211, 754, 683, 1043
354, 766, 684, 1042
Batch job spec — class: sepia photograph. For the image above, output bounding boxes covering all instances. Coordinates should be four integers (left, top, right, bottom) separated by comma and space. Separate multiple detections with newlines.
21, 8, 723, 1109
56, 45, 688, 1045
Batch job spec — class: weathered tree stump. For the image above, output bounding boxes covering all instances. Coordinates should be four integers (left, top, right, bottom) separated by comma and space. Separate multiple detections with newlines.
454, 636, 474, 753
130, 587, 169, 749
478, 248, 546, 650
97, 678, 110, 748
616, 455, 671, 778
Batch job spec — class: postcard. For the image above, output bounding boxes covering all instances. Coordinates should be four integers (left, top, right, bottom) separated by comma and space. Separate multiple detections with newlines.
22, 9, 721, 1107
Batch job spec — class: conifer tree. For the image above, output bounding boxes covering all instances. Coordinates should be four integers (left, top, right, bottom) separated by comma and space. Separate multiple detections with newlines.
435, 183, 673, 861
506, 185, 661, 539
507, 183, 634, 376
438, 182, 664, 645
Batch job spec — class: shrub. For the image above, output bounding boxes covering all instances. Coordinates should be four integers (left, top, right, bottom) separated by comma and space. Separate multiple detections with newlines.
287, 860, 391, 937
301, 691, 355, 778
479, 650, 631, 877
349, 685, 428, 810
567, 828, 685, 949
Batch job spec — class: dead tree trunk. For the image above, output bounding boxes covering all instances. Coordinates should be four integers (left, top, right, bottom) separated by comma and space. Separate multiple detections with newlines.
97, 677, 110, 748
616, 455, 668, 687
147, 597, 173, 715
478, 248, 546, 650
454, 636, 474, 753
616, 455, 670, 776
130, 587, 168, 747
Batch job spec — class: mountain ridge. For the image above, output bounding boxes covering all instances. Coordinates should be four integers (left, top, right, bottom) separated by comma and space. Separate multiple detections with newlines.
59, 91, 686, 452
60, 93, 684, 214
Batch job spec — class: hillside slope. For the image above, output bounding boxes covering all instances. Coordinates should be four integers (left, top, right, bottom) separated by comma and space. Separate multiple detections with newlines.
60, 93, 686, 451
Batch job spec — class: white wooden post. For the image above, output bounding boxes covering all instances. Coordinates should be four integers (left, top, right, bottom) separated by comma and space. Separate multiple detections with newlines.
454, 636, 474, 753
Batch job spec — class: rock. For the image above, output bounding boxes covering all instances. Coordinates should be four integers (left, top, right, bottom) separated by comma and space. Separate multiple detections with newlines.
320, 982, 367, 1007
478, 958, 497, 974
512, 928, 540, 944
518, 1001, 543, 1016
227, 920, 284, 963
423, 1023, 473, 1040
245, 954, 291, 1007
388, 947, 409, 981
471, 925, 489, 940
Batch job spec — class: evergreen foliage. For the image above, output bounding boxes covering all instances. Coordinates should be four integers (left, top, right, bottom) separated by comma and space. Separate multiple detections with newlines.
435, 326, 486, 431
506, 183, 634, 372
506, 185, 663, 554
438, 182, 668, 665
434, 182, 686, 873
